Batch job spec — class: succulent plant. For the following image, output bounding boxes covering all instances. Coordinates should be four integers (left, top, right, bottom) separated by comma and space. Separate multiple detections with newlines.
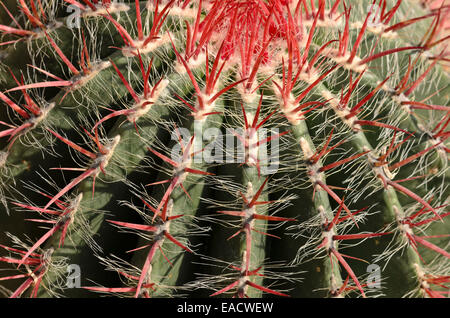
0, 0, 449, 299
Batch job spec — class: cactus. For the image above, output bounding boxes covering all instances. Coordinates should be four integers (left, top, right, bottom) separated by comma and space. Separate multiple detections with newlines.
0, 0, 449, 299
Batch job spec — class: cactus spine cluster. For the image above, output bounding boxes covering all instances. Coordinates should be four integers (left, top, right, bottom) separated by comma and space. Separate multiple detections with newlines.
0, 0, 449, 298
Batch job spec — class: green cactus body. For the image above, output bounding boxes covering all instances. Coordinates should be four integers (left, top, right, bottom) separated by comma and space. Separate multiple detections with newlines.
0, 0, 448, 299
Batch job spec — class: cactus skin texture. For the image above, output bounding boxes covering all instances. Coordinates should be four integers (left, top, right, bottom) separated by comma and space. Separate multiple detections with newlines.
0, 0, 449, 299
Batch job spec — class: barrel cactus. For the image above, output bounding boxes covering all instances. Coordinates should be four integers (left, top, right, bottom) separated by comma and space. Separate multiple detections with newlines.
0, 0, 448, 299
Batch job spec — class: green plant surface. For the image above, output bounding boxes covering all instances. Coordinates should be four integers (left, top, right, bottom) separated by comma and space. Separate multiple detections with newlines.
0, 0, 448, 299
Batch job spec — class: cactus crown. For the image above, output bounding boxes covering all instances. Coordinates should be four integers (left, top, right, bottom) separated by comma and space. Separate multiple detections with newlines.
0, 0, 449, 299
